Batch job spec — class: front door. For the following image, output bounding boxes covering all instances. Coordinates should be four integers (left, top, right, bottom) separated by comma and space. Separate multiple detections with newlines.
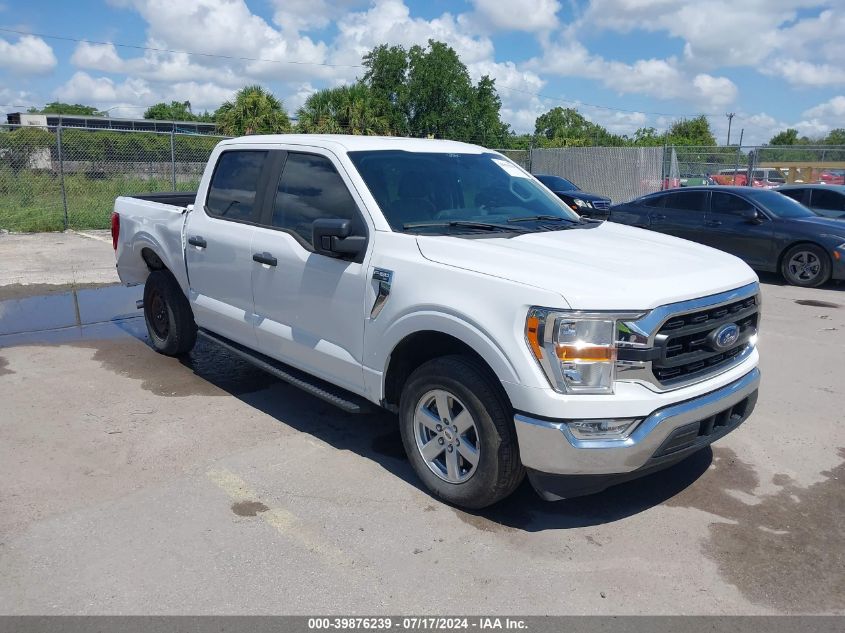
701, 191, 773, 268
185, 149, 272, 348
250, 150, 371, 394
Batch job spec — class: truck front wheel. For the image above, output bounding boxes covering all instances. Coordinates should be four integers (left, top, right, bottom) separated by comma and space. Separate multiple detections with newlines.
143, 270, 197, 356
398, 355, 524, 509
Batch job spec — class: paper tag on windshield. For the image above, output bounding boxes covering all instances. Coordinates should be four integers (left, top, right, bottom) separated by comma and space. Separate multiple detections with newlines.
492, 158, 528, 178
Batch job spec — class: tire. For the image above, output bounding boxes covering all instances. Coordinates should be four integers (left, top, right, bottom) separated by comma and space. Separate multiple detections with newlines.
143, 270, 197, 356
781, 243, 831, 288
398, 355, 524, 509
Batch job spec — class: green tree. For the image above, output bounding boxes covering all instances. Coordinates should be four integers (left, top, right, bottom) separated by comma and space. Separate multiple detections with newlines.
666, 115, 716, 146
470, 75, 510, 146
296, 84, 390, 135
769, 128, 801, 145
28, 102, 103, 116
362, 44, 410, 134
144, 101, 212, 122
533, 107, 624, 147
629, 127, 664, 146
214, 85, 291, 136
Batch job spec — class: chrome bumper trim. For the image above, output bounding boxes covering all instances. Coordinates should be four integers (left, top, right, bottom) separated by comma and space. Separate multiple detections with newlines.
514, 367, 760, 475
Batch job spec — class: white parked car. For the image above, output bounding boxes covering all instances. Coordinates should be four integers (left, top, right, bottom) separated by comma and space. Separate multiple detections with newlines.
112, 135, 761, 508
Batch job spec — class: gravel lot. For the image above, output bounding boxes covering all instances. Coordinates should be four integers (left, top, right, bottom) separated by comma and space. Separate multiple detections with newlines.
0, 231, 843, 615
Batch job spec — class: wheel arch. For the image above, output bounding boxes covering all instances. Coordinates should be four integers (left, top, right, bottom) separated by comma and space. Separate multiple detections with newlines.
381, 328, 516, 410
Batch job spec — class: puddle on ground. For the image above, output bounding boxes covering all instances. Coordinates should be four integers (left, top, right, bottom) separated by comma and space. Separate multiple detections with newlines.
666, 446, 845, 612
0, 284, 278, 397
794, 299, 840, 308
231, 500, 269, 516
0, 283, 142, 337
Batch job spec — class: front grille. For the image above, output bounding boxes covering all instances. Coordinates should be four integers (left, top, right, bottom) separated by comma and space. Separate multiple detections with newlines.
651, 295, 758, 385
591, 200, 610, 210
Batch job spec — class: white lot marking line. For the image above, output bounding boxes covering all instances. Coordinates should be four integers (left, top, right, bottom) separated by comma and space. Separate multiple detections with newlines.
206, 467, 353, 567
71, 230, 111, 243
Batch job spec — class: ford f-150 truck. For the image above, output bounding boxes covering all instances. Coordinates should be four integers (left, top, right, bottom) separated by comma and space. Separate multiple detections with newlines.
113, 135, 761, 509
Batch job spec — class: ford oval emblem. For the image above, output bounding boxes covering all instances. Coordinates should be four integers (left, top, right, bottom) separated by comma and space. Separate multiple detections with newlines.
712, 323, 740, 351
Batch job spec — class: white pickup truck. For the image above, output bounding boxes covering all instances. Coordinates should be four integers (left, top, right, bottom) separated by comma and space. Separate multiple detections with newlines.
113, 135, 761, 508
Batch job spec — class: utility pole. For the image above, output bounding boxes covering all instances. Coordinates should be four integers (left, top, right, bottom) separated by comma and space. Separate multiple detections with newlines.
726, 112, 735, 146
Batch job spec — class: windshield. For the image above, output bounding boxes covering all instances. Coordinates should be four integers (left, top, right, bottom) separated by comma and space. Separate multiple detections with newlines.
535, 174, 579, 191
747, 189, 815, 218
348, 151, 581, 233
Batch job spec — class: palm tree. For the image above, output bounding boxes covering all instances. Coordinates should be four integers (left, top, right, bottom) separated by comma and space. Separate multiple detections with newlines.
215, 85, 291, 136
296, 84, 391, 135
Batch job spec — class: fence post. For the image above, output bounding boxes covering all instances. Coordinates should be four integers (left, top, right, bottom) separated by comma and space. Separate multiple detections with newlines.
732, 129, 744, 185
56, 123, 69, 230
170, 128, 177, 190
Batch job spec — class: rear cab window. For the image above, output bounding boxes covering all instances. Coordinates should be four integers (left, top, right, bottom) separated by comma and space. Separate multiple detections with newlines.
206, 150, 268, 222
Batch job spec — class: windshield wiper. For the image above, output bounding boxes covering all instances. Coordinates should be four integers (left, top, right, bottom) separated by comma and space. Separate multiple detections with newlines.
403, 220, 529, 233
507, 215, 577, 224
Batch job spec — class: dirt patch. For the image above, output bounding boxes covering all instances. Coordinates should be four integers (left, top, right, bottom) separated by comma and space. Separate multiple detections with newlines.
0, 282, 118, 302
794, 299, 840, 309
667, 446, 845, 612
0, 355, 12, 376
231, 500, 269, 516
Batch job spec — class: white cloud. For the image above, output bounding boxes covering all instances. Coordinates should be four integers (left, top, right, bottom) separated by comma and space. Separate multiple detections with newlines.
0, 35, 57, 74
773, 60, 845, 88
803, 95, 845, 119
468, 0, 561, 33
528, 41, 738, 111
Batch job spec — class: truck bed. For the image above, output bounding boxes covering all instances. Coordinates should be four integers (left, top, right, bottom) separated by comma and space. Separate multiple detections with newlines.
128, 191, 198, 208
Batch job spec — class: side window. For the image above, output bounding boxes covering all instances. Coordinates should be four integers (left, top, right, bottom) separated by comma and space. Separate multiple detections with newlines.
206, 150, 267, 222
640, 195, 665, 208
711, 192, 755, 216
271, 153, 361, 246
811, 189, 845, 211
779, 189, 804, 203
663, 191, 706, 211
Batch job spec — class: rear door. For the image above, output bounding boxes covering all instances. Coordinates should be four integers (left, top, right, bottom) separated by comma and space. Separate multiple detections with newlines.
650, 190, 708, 242
185, 149, 274, 348
250, 149, 371, 394
701, 191, 773, 267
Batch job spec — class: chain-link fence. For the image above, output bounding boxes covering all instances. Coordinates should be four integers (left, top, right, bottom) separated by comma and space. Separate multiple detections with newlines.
529, 146, 664, 203
3, 123, 845, 232
0, 124, 226, 232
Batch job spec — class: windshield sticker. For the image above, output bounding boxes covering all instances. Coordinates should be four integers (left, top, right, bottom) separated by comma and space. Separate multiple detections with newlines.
492, 159, 529, 179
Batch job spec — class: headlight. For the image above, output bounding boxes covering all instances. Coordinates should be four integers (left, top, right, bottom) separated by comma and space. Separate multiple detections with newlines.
571, 198, 591, 209
525, 308, 643, 394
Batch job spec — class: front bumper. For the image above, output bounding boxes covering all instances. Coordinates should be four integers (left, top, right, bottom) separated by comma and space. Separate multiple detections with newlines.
514, 367, 760, 498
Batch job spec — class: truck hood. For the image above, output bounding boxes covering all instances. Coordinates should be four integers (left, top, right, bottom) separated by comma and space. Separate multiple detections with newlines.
416, 221, 758, 310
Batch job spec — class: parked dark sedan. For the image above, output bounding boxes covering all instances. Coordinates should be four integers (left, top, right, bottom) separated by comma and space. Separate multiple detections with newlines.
777, 184, 845, 219
609, 186, 845, 287
533, 174, 611, 220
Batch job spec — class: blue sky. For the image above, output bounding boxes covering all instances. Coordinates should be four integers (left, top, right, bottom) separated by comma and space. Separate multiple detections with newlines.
1, 0, 843, 145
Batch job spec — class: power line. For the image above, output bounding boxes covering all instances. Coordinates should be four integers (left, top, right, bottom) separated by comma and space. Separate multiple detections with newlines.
0, 27, 364, 68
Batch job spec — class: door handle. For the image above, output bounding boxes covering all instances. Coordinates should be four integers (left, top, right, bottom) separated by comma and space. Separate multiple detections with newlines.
253, 252, 278, 267
188, 235, 207, 248
704, 220, 722, 227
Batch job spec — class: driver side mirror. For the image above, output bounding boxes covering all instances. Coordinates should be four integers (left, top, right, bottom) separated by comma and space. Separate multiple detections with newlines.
313, 219, 366, 259
742, 207, 763, 224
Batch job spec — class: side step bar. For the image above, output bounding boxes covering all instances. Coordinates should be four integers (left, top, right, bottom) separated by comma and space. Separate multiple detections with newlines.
197, 329, 370, 414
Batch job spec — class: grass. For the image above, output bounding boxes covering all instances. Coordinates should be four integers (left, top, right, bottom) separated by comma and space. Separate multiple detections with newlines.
0, 169, 201, 232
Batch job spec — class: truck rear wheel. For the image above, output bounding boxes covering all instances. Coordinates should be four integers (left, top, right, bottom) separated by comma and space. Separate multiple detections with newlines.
398, 355, 524, 509
143, 270, 197, 356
